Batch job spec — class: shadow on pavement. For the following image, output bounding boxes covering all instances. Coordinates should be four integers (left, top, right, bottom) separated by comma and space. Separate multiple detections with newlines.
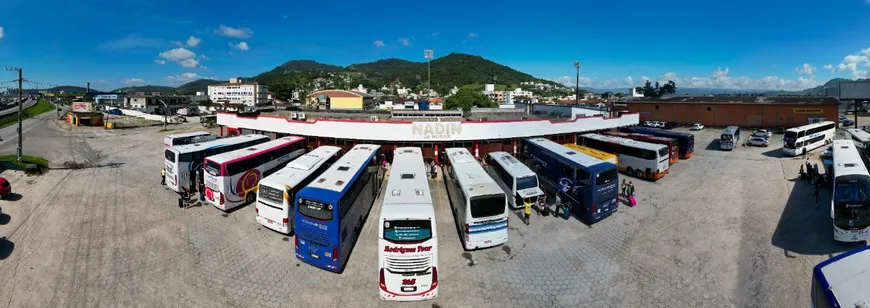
704, 139, 720, 151
771, 175, 864, 255
0, 237, 13, 260
0, 213, 9, 225
762, 148, 788, 158
3, 193, 22, 202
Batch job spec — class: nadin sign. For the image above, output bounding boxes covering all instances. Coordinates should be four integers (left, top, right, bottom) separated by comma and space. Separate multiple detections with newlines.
412, 122, 462, 139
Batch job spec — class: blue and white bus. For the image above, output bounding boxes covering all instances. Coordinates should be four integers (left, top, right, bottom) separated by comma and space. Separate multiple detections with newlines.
294, 144, 383, 273
783, 121, 836, 156
443, 147, 509, 250
524, 137, 620, 223
811, 245, 870, 308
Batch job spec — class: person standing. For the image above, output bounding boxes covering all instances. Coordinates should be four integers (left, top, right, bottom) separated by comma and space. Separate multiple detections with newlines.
161, 168, 166, 185
628, 181, 635, 197
199, 182, 206, 202
621, 179, 627, 198
523, 198, 533, 225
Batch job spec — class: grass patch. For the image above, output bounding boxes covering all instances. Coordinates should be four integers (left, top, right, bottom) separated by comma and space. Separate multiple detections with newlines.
0, 154, 50, 175
0, 100, 56, 129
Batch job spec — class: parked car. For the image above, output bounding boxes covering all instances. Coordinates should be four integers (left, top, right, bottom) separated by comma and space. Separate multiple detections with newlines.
754, 129, 772, 138
691, 123, 704, 130
752, 131, 769, 138
0, 176, 10, 199
663, 122, 678, 129
643, 121, 654, 127
748, 136, 770, 147
653, 121, 666, 128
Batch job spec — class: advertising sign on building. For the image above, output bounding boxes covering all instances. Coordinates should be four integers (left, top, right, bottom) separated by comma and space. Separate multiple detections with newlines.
94, 95, 119, 100
793, 108, 824, 114
73, 102, 92, 112
411, 122, 461, 139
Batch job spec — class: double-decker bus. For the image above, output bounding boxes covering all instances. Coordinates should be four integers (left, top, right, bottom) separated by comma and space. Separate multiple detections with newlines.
600, 131, 679, 165
443, 147, 508, 250
378, 147, 439, 301
204, 136, 308, 211
524, 137, 619, 223
830, 140, 870, 242
719, 126, 740, 150
619, 126, 695, 159
295, 144, 383, 272
164, 134, 270, 194
783, 121, 836, 156
811, 245, 870, 308
256, 146, 342, 234
164, 131, 216, 148
579, 133, 669, 181
562, 143, 618, 165
486, 151, 545, 209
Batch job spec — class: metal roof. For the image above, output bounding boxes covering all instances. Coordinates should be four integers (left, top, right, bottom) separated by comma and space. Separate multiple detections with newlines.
444, 148, 504, 197
380, 147, 435, 219
258, 146, 342, 190
307, 144, 380, 193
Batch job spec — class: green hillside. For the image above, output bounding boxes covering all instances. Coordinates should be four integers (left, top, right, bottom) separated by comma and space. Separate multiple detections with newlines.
112, 85, 178, 93
176, 79, 226, 93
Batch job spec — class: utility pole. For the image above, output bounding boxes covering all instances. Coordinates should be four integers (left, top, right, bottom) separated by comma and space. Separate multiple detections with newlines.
159, 99, 168, 131
424, 49, 433, 96
574, 60, 580, 105
17, 68, 23, 162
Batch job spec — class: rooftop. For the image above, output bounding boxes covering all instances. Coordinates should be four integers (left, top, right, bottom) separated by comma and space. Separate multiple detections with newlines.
630, 96, 838, 105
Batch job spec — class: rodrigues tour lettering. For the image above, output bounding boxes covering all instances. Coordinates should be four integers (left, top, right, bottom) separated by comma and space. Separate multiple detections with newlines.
412, 122, 461, 139
384, 246, 434, 254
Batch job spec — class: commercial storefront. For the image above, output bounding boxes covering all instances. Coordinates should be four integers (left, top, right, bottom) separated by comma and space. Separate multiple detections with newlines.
624, 96, 839, 128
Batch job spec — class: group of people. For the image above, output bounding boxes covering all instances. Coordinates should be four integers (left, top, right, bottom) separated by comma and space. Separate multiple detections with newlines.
621, 180, 636, 200
800, 158, 823, 206
522, 191, 569, 225
161, 167, 205, 209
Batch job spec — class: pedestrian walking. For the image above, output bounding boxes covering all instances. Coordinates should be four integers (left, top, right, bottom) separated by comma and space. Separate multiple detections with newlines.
523, 198, 533, 225
161, 168, 166, 185
621, 179, 627, 198
628, 181, 635, 196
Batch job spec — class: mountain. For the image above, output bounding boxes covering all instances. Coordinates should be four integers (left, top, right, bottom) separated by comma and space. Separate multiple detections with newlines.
254, 53, 563, 95
176, 79, 226, 93
112, 85, 178, 93
47, 86, 98, 93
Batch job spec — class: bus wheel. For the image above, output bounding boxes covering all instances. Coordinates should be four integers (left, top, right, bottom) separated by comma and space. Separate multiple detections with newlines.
245, 192, 255, 205
635, 169, 645, 179
626, 167, 634, 176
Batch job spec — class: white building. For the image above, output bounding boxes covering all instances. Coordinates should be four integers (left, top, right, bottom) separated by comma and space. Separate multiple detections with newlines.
352, 84, 368, 94
207, 77, 270, 108
484, 84, 495, 92
630, 88, 644, 98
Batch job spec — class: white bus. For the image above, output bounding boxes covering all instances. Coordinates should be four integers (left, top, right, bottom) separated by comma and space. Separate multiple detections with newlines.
378, 147, 439, 301
164, 131, 216, 148
579, 133, 670, 181
830, 140, 870, 242
811, 246, 870, 308
486, 151, 545, 210
783, 121, 836, 156
720, 126, 740, 150
204, 136, 308, 211
164, 134, 270, 194
443, 147, 508, 250
256, 146, 342, 234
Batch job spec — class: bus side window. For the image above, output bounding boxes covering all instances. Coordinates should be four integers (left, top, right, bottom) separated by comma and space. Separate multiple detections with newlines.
575, 168, 590, 185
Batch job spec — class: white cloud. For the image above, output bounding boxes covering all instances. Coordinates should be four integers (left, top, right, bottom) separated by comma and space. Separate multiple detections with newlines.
373, 40, 385, 48
0, 26, 4, 40
623, 76, 633, 86
165, 73, 215, 84
468, 33, 479, 38
399, 38, 410, 47
795, 63, 817, 77
712, 67, 729, 78
159, 47, 196, 61
186, 36, 201, 47
823, 64, 834, 72
552, 67, 823, 91
98, 34, 163, 50
215, 25, 253, 38
228, 42, 249, 51
122, 78, 145, 85
154, 59, 166, 65
180, 58, 201, 68
834, 51, 870, 79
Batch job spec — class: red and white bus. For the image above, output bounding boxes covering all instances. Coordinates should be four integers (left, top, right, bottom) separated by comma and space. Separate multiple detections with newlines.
601, 131, 680, 165
204, 136, 307, 211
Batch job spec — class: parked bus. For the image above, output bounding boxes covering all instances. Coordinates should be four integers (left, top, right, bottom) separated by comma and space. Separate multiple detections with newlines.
164, 134, 270, 194
256, 146, 342, 234
524, 137, 619, 223
811, 245, 870, 308
579, 133, 670, 180
844, 128, 870, 166
164, 131, 216, 148
295, 144, 383, 272
378, 147, 439, 301
600, 131, 679, 165
562, 143, 618, 165
486, 151, 545, 209
830, 140, 870, 242
443, 147, 508, 250
204, 136, 308, 211
619, 126, 695, 159
783, 121, 836, 156
200, 115, 217, 127
720, 126, 740, 150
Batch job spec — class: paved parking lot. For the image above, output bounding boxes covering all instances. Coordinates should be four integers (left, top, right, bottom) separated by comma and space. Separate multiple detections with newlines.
0, 121, 864, 308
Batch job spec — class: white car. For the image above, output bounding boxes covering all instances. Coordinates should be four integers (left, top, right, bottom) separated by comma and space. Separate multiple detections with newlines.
653, 121, 666, 128
643, 121, 654, 127
747, 136, 770, 147
755, 129, 772, 138
691, 123, 704, 130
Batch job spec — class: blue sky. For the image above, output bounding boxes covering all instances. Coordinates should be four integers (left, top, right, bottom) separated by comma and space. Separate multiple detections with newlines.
3, 0, 870, 91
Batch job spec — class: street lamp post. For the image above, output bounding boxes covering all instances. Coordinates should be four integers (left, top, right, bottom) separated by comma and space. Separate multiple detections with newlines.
159, 99, 168, 131
574, 61, 580, 105
424, 49, 433, 96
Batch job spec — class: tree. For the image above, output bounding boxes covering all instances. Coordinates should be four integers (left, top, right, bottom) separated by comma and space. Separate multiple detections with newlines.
635, 80, 677, 98
198, 99, 213, 107
445, 88, 496, 111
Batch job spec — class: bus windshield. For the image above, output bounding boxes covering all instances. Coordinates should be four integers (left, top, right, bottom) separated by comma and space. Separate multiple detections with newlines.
596, 168, 618, 186
165, 149, 176, 162
834, 180, 870, 204
658, 147, 668, 157
298, 198, 333, 221
383, 219, 432, 243
784, 131, 798, 140
720, 134, 733, 141
470, 195, 505, 218
205, 161, 221, 176
515, 176, 538, 191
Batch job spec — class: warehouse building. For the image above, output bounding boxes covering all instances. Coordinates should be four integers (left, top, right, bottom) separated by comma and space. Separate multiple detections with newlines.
622, 96, 839, 128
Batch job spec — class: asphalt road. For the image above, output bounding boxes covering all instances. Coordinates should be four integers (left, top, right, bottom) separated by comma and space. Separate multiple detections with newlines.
0, 100, 55, 153
0, 99, 37, 117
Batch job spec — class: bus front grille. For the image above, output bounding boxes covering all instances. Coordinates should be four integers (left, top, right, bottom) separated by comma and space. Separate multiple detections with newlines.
385, 256, 431, 273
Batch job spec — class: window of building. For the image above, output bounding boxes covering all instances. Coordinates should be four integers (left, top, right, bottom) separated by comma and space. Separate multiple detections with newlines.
706, 106, 711, 111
